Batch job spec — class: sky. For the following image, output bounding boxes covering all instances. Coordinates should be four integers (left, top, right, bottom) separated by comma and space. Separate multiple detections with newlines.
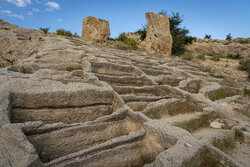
0, 0, 250, 39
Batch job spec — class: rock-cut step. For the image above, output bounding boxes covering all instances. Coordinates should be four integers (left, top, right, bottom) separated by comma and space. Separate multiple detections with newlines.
91, 61, 141, 77
95, 73, 154, 86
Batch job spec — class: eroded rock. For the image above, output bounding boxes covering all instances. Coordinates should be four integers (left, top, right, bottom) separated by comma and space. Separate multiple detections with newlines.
145, 12, 173, 56
81, 16, 110, 43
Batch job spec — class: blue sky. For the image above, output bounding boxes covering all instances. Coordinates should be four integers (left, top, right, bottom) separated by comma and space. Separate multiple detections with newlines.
0, 0, 250, 39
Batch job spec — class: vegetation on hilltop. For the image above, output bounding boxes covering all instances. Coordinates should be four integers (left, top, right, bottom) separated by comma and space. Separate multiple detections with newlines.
135, 24, 147, 41
204, 34, 212, 39
159, 10, 196, 55
56, 29, 80, 37
40, 27, 50, 34
226, 33, 233, 40
117, 33, 139, 50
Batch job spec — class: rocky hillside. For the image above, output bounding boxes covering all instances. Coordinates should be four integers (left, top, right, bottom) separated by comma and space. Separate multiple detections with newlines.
0, 20, 250, 167
186, 38, 250, 59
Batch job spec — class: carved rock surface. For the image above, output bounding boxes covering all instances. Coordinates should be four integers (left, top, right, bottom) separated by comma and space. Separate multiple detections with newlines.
0, 20, 249, 167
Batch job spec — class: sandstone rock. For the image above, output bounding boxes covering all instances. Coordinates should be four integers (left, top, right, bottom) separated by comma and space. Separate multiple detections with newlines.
81, 16, 110, 43
145, 12, 173, 56
0, 19, 44, 68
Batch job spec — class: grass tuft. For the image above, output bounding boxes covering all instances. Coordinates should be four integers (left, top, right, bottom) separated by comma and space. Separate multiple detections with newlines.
234, 129, 244, 142
168, 97, 199, 116
209, 89, 236, 101
65, 66, 82, 72
144, 109, 161, 119
177, 112, 219, 132
227, 53, 241, 60
181, 51, 194, 60
213, 137, 235, 153
116, 33, 139, 50
183, 147, 223, 167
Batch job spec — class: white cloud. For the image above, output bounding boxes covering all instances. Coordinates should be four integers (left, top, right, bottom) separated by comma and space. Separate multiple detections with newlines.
11, 14, 24, 19
32, 8, 40, 12
0, 9, 24, 19
27, 11, 33, 15
46, 1, 60, 11
6, 0, 31, 7
27, 8, 39, 16
57, 18, 62, 22
0, 9, 12, 14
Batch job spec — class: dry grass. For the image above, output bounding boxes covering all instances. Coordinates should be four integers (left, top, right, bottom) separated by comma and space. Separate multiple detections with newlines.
168, 97, 200, 116
144, 109, 161, 119
65, 66, 82, 72
234, 129, 244, 142
213, 137, 235, 153
177, 112, 219, 132
184, 147, 224, 167
209, 89, 236, 101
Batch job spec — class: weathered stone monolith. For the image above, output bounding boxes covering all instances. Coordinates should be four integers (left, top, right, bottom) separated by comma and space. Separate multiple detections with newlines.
81, 16, 110, 43
145, 12, 173, 56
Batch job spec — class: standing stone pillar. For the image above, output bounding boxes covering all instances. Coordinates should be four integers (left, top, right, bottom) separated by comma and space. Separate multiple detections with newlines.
145, 12, 173, 56
81, 16, 110, 43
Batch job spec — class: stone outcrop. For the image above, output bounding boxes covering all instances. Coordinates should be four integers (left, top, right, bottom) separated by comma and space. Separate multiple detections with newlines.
145, 12, 173, 56
0, 19, 45, 68
0, 20, 250, 167
81, 16, 110, 43
186, 38, 250, 59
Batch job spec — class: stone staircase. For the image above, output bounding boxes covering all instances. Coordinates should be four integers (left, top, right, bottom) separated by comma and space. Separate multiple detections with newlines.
0, 33, 249, 167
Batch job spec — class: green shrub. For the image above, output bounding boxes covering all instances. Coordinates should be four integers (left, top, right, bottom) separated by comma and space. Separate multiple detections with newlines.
135, 24, 147, 41
159, 10, 196, 55
245, 88, 250, 97
234, 129, 244, 141
181, 51, 194, 60
40, 27, 50, 34
117, 33, 138, 50
227, 53, 241, 59
108, 37, 117, 41
117, 33, 127, 42
226, 33, 232, 40
238, 59, 250, 78
73, 32, 80, 38
204, 34, 212, 39
238, 39, 249, 44
56, 29, 73, 37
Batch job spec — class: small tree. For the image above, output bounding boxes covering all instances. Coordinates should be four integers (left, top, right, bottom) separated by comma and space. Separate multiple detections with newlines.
135, 24, 147, 41
204, 34, 212, 39
40, 27, 50, 34
226, 33, 232, 40
158, 10, 196, 55
73, 32, 80, 38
